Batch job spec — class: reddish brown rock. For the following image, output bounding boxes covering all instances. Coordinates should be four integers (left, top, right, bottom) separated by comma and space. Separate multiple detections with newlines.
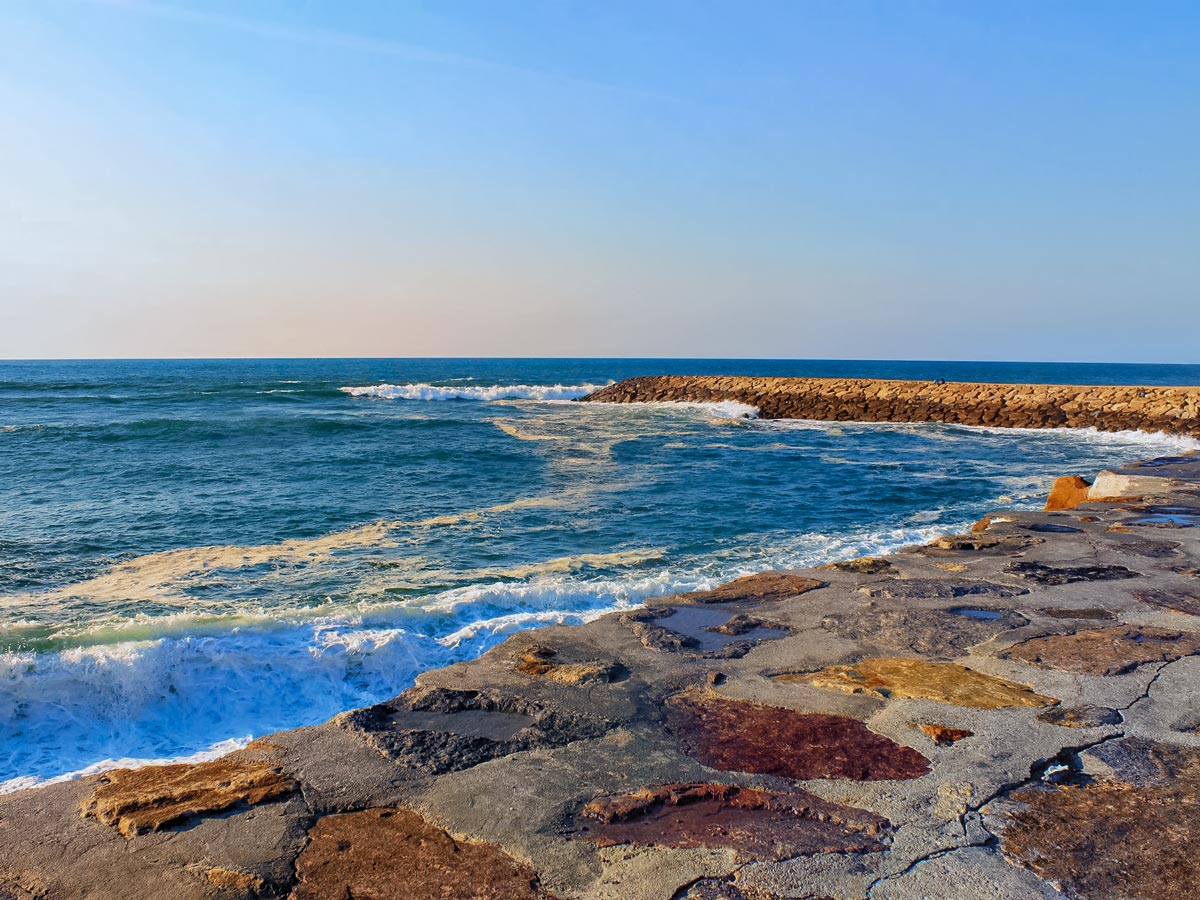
1036, 705, 1122, 728
676, 572, 826, 603
998, 740, 1200, 900
915, 723, 973, 746
1039, 607, 1115, 620
577, 782, 889, 859
1001, 626, 1200, 675
1045, 475, 1091, 511
80, 752, 295, 838
1134, 587, 1200, 616
291, 807, 555, 900
666, 694, 929, 781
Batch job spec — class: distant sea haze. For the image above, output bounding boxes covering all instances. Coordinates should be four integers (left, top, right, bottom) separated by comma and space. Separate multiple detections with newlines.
1, 358, 1198, 791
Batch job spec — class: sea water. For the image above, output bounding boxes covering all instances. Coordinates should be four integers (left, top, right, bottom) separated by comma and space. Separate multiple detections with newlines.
2, 357, 1198, 790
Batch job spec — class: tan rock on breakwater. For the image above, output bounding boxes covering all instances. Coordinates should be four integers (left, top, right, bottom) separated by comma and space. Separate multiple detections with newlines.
583, 375, 1200, 435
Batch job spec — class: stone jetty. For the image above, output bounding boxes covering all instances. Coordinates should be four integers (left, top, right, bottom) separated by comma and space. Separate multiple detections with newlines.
2, 436, 1200, 898
583, 376, 1200, 435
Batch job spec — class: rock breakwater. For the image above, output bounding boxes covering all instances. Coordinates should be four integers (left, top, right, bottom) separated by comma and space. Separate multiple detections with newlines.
584, 375, 1200, 435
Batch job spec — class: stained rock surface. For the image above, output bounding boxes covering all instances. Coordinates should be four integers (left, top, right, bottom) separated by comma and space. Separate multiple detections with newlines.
1001, 626, 1200, 675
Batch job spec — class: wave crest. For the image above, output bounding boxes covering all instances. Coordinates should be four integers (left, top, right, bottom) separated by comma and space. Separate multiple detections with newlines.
340, 382, 607, 402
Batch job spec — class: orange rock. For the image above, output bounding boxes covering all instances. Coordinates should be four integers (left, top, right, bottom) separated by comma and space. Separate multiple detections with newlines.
1045, 475, 1091, 511
915, 723, 973, 746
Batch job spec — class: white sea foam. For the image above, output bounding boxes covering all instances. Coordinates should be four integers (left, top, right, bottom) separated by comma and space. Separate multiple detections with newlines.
340, 382, 607, 401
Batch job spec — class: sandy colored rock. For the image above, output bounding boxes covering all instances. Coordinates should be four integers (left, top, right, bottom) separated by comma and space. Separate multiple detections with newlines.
514, 644, 622, 684
577, 782, 889, 860
915, 723, 973, 746
997, 740, 1200, 900
291, 807, 555, 900
1001, 626, 1200, 675
198, 867, 265, 893
79, 753, 295, 838
676, 571, 826, 603
781, 658, 1058, 709
667, 694, 929, 781
1044, 475, 1091, 511
827, 557, 893, 574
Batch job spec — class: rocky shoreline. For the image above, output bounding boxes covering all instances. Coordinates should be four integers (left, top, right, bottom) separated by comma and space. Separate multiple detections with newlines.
583, 376, 1200, 435
3, 416, 1200, 899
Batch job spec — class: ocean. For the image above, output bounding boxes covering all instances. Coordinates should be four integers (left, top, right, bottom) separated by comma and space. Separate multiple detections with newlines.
2, 357, 1198, 791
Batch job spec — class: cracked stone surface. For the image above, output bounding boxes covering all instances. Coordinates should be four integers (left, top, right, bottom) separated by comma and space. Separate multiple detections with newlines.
3, 448, 1199, 900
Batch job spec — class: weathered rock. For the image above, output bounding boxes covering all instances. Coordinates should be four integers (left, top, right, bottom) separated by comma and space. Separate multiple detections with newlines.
781, 658, 1058, 709
1134, 587, 1200, 616
1001, 626, 1200, 675
858, 578, 1027, 600
674, 571, 826, 604
1038, 606, 1115, 620
576, 782, 890, 860
339, 687, 608, 774
1005, 561, 1142, 585
666, 694, 929, 781
928, 533, 1042, 554
677, 879, 788, 900
827, 557, 893, 574
622, 606, 789, 658
915, 723, 973, 746
820, 605, 1028, 658
1035, 705, 1122, 728
1114, 538, 1181, 558
1044, 475, 1091, 511
195, 867, 265, 894
514, 644, 623, 684
291, 807, 555, 900
997, 740, 1200, 900
79, 752, 295, 838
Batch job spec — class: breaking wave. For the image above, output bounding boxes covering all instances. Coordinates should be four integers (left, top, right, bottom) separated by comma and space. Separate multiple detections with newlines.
340, 382, 607, 401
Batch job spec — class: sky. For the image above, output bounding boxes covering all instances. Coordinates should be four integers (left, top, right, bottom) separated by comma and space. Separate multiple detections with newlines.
0, 1, 1197, 361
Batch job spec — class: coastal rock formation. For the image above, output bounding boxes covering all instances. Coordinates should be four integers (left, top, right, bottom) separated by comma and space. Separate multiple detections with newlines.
666, 694, 930, 780
514, 644, 624, 684
1134, 586, 1200, 616
780, 658, 1057, 709
291, 807, 555, 900
80, 751, 295, 838
1044, 475, 1091, 511
671, 571, 826, 603
915, 723, 973, 746
576, 783, 890, 859
818, 605, 1029, 658
582, 376, 1200, 436
1004, 560, 1141, 584
1000, 626, 1200, 675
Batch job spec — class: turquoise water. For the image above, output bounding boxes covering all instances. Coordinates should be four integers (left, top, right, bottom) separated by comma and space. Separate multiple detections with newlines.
2, 358, 1198, 789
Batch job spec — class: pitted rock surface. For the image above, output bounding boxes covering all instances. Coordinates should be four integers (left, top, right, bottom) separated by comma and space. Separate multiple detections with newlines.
1134, 587, 1200, 616
827, 557, 893, 574
80, 751, 295, 838
576, 782, 890, 859
1005, 561, 1142, 585
781, 658, 1057, 709
1001, 626, 1200, 675
622, 606, 789, 658
1035, 705, 1122, 728
857, 578, 1027, 600
820, 605, 1029, 658
514, 644, 624, 684
666, 694, 929, 781
291, 807, 556, 900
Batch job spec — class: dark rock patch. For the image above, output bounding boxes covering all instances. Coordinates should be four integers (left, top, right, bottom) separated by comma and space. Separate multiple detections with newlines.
1112, 538, 1181, 558
1039, 607, 1115, 620
1005, 561, 1142, 585
666, 695, 929, 781
1001, 626, 1200, 675
339, 687, 608, 774
1022, 523, 1083, 534
821, 604, 1029, 658
1134, 587, 1200, 617
859, 578, 1027, 600
1036, 705, 1122, 728
926, 533, 1043, 554
999, 740, 1200, 900
292, 807, 556, 900
622, 606, 789, 658
827, 557, 893, 574
576, 782, 890, 860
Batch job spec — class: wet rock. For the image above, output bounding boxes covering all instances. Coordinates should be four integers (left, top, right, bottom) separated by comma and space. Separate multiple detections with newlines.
827, 557, 893, 574
674, 572, 826, 604
1001, 626, 1200, 675
1044, 475, 1091, 511
1038, 606, 1115, 620
998, 740, 1200, 900
79, 751, 295, 838
1022, 522, 1083, 533
291, 807, 555, 900
666, 694, 929, 781
1005, 561, 1142, 585
576, 782, 890, 860
820, 605, 1029, 658
339, 687, 608, 774
514, 644, 623, 684
623, 606, 789, 658
858, 578, 1027, 600
781, 658, 1057, 709
915, 723, 973, 746
1134, 587, 1200, 616
1036, 705, 1122, 728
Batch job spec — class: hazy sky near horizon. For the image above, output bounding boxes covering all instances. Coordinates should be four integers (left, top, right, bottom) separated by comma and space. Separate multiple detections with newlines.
1, 1, 1197, 361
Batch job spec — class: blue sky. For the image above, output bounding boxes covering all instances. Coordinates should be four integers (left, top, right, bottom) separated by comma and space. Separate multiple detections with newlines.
1, 1, 1197, 360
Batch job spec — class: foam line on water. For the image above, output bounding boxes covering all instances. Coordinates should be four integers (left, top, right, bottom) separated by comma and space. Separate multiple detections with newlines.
340, 382, 607, 401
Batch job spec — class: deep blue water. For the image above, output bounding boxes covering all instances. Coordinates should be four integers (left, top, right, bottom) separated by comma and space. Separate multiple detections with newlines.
1, 358, 1197, 789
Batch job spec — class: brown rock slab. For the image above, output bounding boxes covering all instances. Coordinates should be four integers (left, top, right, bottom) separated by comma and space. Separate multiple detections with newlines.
676, 572, 826, 604
1044, 475, 1091, 511
1134, 587, 1200, 616
1036, 705, 1122, 728
196, 867, 265, 893
915, 723, 973, 746
79, 752, 295, 838
1005, 561, 1141, 585
827, 557, 893, 574
1001, 626, 1200, 675
998, 740, 1200, 900
1038, 606, 1115, 620
666, 694, 929, 781
781, 658, 1058, 709
291, 807, 555, 900
577, 782, 890, 861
